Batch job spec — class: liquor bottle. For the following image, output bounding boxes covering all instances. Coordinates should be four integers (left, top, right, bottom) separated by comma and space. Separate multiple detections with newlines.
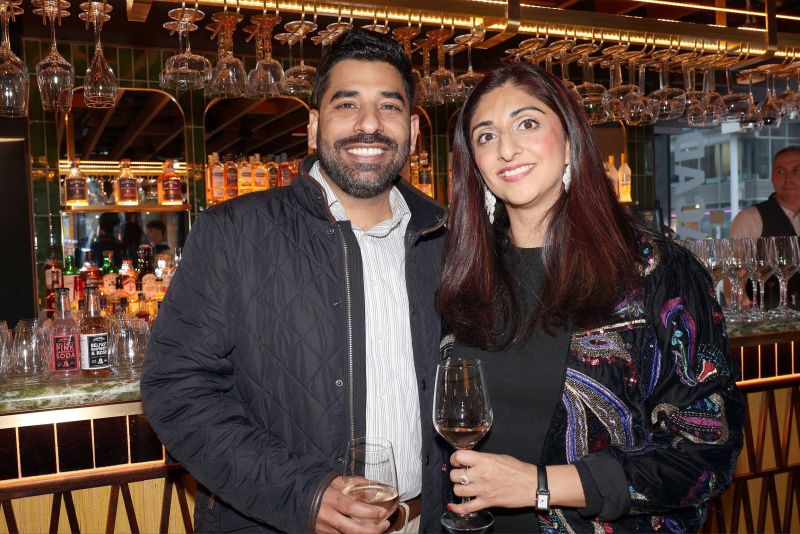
50, 287, 81, 379
618, 153, 633, 203
224, 154, 239, 200
158, 159, 183, 206
606, 155, 619, 199
100, 252, 119, 298
416, 151, 433, 197
62, 252, 80, 306
252, 154, 267, 192
238, 155, 253, 196
120, 258, 138, 300
207, 153, 226, 205
134, 280, 151, 319
65, 158, 89, 207
265, 155, 280, 189
278, 154, 293, 187
44, 245, 63, 292
81, 251, 102, 290
136, 244, 158, 301
114, 159, 139, 206
80, 287, 111, 378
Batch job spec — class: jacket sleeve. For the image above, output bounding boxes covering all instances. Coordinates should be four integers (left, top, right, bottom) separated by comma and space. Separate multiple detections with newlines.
578, 242, 745, 519
140, 209, 334, 533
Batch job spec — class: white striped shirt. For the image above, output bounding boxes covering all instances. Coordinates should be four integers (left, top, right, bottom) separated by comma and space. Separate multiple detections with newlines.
309, 162, 421, 500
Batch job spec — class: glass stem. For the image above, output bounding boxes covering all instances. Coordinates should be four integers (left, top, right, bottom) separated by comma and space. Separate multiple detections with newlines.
779, 276, 788, 312
757, 279, 765, 314
50, 18, 58, 51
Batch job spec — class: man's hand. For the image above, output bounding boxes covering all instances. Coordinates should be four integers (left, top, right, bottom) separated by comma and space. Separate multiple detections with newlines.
314, 477, 391, 534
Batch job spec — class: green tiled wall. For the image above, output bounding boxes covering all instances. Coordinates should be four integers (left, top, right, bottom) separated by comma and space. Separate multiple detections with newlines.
627, 125, 656, 209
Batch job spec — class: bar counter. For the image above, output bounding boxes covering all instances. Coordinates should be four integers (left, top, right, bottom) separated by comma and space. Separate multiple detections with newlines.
2, 322, 800, 533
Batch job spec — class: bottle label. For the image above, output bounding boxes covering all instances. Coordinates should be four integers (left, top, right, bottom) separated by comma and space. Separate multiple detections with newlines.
239, 169, 253, 188
46, 267, 63, 289
268, 169, 280, 189
51, 334, 79, 371
65, 179, 87, 202
254, 169, 267, 189
80, 332, 109, 369
212, 169, 226, 200
142, 273, 157, 299
103, 273, 118, 294
63, 274, 78, 303
162, 178, 182, 202
117, 177, 138, 202
123, 277, 137, 297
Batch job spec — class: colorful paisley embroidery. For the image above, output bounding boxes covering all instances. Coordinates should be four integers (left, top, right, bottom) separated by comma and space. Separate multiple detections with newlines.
651, 393, 730, 446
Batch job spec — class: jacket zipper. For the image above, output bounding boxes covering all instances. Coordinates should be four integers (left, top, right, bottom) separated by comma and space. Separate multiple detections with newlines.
337, 226, 356, 443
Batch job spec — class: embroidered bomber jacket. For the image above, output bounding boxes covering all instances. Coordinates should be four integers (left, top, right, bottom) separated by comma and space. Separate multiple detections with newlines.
536, 234, 745, 533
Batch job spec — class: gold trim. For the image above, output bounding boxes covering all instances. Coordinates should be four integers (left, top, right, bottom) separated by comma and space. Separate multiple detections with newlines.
53, 423, 60, 474
0, 402, 144, 431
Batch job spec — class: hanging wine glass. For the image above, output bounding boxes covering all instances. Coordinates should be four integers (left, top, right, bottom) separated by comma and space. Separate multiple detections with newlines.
686, 59, 724, 128
721, 64, 751, 123
160, 3, 212, 91
392, 22, 422, 104
361, 11, 389, 34
601, 43, 637, 121
205, 2, 246, 98
560, 41, 600, 99
416, 38, 438, 106
244, 0, 283, 98
759, 66, 783, 129
575, 52, 609, 124
33, 0, 74, 113
80, 0, 117, 108
0, 0, 28, 117
777, 63, 800, 121
428, 27, 458, 105
739, 70, 763, 133
279, 9, 317, 100
647, 48, 686, 121
454, 30, 484, 99
623, 59, 658, 126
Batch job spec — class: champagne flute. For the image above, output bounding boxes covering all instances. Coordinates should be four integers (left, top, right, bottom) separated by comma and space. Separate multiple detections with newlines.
433, 358, 493, 532
342, 437, 400, 524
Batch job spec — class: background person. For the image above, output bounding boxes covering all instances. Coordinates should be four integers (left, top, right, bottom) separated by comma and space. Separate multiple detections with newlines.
436, 62, 744, 532
145, 220, 171, 256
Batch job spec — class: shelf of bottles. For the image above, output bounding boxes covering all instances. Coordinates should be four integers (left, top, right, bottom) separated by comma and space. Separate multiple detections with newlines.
205, 151, 301, 205
58, 159, 191, 212
410, 150, 434, 198
605, 153, 634, 205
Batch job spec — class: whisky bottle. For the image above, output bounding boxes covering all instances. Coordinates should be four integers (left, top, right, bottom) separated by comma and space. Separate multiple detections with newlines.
252, 154, 267, 192
101, 252, 119, 298
224, 154, 239, 200
207, 153, 225, 205
136, 244, 158, 301
81, 251, 102, 290
65, 158, 89, 207
44, 245, 63, 292
50, 288, 81, 379
238, 155, 253, 196
115, 159, 139, 206
278, 154, 293, 187
158, 159, 183, 206
120, 259, 138, 300
80, 287, 111, 378
265, 155, 280, 189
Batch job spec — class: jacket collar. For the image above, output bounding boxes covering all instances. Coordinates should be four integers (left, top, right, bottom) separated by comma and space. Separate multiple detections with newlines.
293, 155, 446, 235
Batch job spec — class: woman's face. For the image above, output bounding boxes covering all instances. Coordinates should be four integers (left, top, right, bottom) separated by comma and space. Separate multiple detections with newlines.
469, 83, 569, 223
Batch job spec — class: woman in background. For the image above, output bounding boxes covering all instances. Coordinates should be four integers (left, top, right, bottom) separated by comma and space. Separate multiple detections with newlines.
436, 62, 744, 532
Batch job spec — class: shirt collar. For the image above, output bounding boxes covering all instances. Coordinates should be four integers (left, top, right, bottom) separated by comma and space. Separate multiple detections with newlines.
308, 161, 410, 235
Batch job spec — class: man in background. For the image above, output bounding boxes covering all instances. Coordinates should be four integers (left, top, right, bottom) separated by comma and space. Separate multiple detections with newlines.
145, 220, 171, 256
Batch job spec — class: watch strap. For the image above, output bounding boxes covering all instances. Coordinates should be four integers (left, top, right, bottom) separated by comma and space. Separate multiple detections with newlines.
536, 464, 550, 511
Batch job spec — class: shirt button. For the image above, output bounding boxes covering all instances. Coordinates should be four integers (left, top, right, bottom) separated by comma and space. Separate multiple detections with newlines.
370, 278, 378, 288
376, 332, 383, 341
380, 386, 388, 397
335, 379, 344, 387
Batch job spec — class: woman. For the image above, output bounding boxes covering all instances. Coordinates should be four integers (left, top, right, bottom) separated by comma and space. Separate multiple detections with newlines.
436, 62, 744, 532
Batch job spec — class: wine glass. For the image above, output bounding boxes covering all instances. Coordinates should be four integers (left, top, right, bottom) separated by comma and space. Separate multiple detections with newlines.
454, 31, 484, 99
739, 72, 763, 133
160, 5, 212, 91
33, 0, 74, 113
0, 0, 28, 117
759, 69, 783, 129
9, 319, 50, 386
752, 237, 777, 321
575, 53, 609, 125
416, 38, 438, 106
770, 236, 800, 319
429, 28, 459, 105
205, 9, 246, 98
622, 60, 658, 126
244, 11, 283, 98
341, 437, 400, 524
721, 66, 751, 123
80, 0, 118, 109
392, 23, 422, 104
647, 49, 686, 121
433, 358, 494, 532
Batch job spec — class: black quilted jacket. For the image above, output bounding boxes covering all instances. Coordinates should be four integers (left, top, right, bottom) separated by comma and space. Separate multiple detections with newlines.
141, 156, 448, 533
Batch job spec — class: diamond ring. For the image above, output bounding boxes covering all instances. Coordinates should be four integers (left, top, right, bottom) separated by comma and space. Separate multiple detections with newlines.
459, 473, 470, 486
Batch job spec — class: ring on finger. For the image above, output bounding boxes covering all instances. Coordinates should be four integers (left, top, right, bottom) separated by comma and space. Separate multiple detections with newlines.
459, 473, 470, 486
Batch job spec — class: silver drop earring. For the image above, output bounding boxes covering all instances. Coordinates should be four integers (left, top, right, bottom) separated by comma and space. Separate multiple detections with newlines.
562, 163, 571, 192
484, 186, 496, 224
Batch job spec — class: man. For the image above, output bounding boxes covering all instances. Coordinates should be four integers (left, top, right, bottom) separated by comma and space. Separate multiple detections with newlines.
729, 146, 800, 308
141, 28, 446, 534
90, 212, 123, 268
729, 146, 800, 238
145, 220, 171, 256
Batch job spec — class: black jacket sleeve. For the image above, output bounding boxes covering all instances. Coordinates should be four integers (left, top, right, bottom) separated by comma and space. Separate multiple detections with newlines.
140, 210, 333, 533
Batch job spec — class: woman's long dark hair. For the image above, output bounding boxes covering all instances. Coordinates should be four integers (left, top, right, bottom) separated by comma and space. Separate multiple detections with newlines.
436, 62, 639, 349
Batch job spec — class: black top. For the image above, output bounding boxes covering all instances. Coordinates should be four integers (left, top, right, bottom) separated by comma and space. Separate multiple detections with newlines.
454, 246, 571, 533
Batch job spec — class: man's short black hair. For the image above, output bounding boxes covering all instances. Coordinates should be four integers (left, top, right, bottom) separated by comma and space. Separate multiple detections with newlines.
146, 220, 166, 234
313, 28, 414, 108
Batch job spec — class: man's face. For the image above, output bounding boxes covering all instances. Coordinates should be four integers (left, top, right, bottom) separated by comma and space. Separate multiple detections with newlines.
772, 151, 800, 208
308, 59, 419, 199
147, 228, 161, 243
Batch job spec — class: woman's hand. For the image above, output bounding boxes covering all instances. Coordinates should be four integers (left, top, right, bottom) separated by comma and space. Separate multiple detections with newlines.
447, 450, 538, 513
447, 451, 587, 514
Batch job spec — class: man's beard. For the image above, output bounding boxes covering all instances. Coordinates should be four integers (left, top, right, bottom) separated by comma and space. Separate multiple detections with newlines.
317, 131, 410, 199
